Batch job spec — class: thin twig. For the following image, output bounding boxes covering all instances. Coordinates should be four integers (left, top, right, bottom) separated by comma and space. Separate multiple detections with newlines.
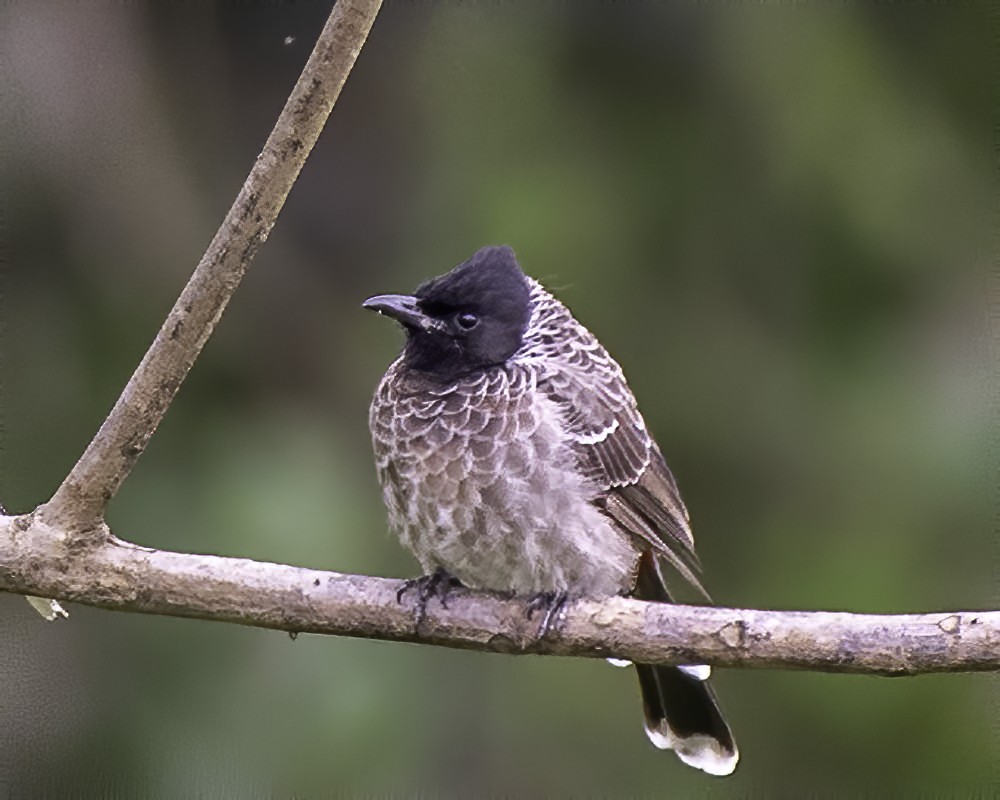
2, 512, 996, 676
39, 0, 382, 533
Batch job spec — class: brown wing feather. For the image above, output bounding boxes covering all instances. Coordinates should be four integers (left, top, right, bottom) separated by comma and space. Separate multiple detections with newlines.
605, 443, 708, 600
529, 325, 705, 597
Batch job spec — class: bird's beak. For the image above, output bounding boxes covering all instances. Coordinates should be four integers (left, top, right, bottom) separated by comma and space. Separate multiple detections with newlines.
363, 294, 442, 334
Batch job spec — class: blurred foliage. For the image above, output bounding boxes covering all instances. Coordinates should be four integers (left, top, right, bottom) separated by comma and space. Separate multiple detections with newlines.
0, 1, 996, 796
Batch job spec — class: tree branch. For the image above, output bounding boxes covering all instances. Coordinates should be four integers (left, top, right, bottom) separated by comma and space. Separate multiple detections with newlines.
38, 0, 383, 533
2, 512, 996, 676
8, 0, 993, 682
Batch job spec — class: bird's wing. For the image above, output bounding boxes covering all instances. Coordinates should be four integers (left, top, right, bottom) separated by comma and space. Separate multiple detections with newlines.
533, 338, 707, 598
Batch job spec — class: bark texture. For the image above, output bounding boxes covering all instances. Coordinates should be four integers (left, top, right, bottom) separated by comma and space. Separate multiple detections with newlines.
3, 512, 995, 676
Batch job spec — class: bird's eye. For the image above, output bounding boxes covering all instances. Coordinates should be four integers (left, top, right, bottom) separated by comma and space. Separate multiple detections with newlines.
455, 312, 479, 330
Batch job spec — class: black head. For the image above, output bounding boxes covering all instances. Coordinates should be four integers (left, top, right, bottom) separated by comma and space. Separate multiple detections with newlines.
363, 245, 531, 380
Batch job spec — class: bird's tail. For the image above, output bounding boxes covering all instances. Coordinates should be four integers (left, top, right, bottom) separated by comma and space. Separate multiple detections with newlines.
632, 552, 738, 776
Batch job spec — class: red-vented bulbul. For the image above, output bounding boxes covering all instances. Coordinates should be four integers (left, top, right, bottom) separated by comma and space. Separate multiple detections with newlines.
364, 245, 737, 775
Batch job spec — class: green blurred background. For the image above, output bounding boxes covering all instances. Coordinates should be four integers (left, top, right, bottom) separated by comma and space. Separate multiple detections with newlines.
1, 1, 996, 795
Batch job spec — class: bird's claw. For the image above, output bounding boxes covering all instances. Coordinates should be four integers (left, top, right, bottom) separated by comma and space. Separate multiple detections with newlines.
397, 567, 462, 626
526, 590, 569, 640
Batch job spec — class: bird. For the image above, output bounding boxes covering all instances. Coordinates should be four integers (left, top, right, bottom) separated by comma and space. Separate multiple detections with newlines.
363, 245, 738, 776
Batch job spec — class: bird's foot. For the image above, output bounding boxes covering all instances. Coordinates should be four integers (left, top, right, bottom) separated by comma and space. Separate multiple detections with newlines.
397, 567, 462, 626
526, 590, 569, 640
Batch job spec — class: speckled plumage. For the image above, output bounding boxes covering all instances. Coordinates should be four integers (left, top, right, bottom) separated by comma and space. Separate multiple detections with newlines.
365, 246, 738, 776
370, 275, 702, 596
